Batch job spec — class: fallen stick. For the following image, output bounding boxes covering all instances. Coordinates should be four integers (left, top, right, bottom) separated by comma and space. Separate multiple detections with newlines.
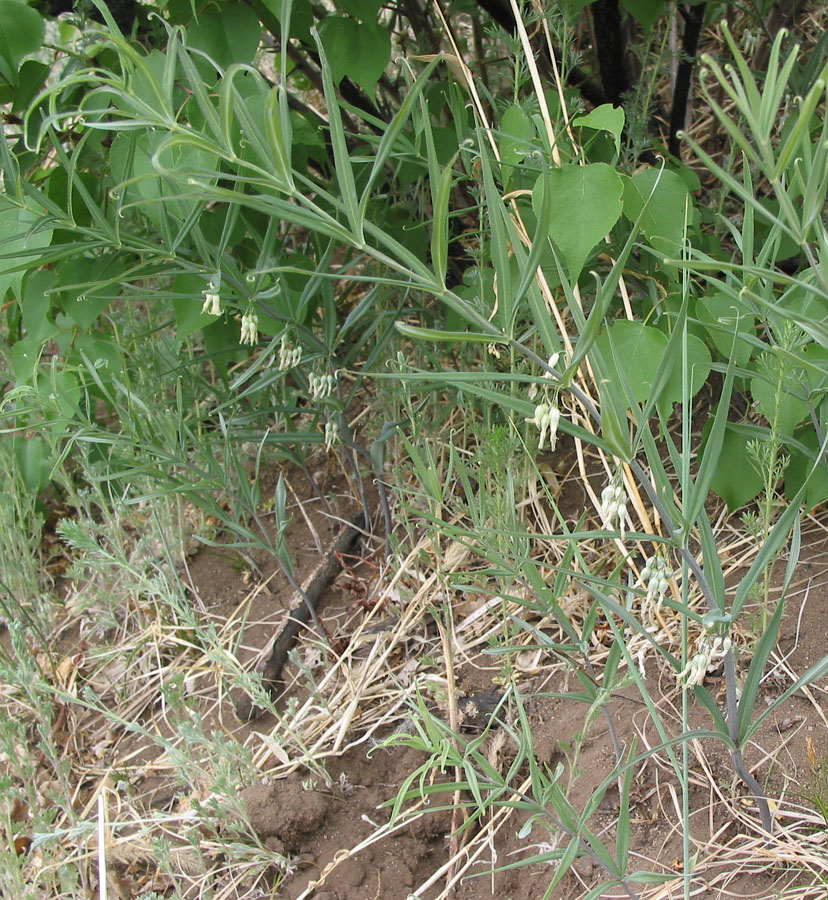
233, 513, 365, 721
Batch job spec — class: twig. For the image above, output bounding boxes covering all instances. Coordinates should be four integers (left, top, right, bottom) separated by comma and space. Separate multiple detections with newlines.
233, 512, 365, 720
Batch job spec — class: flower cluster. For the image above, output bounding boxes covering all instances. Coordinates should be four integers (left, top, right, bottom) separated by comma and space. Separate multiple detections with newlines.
309, 372, 336, 400
202, 276, 221, 316
527, 402, 561, 451
679, 632, 733, 688
240, 312, 258, 346
278, 334, 302, 370
600, 479, 629, 539
640, 555, 671, 610
324, 419, 339, 452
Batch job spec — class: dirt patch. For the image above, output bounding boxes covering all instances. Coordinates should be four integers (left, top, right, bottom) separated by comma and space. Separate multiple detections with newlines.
34, 449, 828, 900
207, 513, 828, 900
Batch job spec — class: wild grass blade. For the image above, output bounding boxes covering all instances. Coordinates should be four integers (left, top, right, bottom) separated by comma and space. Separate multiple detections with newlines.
312, 27, 363, 245
680, 334, 738, 539
736, 518, 801, 744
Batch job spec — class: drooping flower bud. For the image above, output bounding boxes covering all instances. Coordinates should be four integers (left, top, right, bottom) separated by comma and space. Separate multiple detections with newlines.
240, 312, 259, 346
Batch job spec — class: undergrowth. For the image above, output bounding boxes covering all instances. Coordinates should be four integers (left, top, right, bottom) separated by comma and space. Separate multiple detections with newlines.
2, 2, 828, 899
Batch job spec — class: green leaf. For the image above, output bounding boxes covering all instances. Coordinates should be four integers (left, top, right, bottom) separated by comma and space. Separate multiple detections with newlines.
572, 104, 625, 154
703, 423, 765, 511
395, 323, 501, 344
317, 16, 391, 100
731, 458, 818, 621
659, 331, 711, 412
338, 0, 383, 21
37, 366, 80, 419
545, 836, 579, 893
0, 2, 44, 87
737, 517, 799, 744
683, 338, 739, 526
312, 26, 362, 243
750, 363, 811, 437
621, 0, 667, 33
10, 335, 41, 385
696, 292, 755, 367
0, 204, 53, 301
616, 738, 637, 872
263, 83, 295, 192
59, 255, 124, 330
622, 167, 690, 259
21, 269, 58, 344
172, 273, 217, 337
534, 164, 623, 279
594, 319, 710, 411
785, 430, 828, 510
499, 104, 534, 187
257, 0, 313, 42
693, 684, 730, 736
595, 320, 665, 405
201, 315, 245, 377
186, 5, 262, 70
12, 60, 49, 113
431, 153, 457, 287
71, 332, 124, 394
13, 434, 49, 494
744, 650, 828, 744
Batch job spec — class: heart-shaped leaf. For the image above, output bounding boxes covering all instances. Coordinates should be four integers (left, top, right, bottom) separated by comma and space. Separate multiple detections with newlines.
533, 163, 624, 279
0, 2, 44, 87
318, 16, 391, 100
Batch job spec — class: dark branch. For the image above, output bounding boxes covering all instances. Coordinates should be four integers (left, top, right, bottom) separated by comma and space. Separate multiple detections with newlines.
668, 2, 706, 158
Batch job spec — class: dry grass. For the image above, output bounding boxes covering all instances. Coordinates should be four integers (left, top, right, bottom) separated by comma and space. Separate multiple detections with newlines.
2, 420, 828, 900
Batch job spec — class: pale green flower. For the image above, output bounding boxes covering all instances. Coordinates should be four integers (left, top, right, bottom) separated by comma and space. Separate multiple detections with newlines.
240, 312, 259, 345
201, 275, 222, 315
600, 480, 628, 539
527, 402, 561, 451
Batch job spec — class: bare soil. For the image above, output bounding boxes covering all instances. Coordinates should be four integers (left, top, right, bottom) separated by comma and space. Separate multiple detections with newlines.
141, 480, 828, 900
30, 446, 828, 900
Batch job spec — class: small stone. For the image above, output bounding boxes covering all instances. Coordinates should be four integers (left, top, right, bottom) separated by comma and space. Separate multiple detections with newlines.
574, 856, 594, 878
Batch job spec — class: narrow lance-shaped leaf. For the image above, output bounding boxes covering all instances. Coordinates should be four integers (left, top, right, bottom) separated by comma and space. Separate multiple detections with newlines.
312, 26, 363, 244
263, 82, 295, 192
360, 54, 441, 215
680, 326, 739, 538
736, 516, 801, 744
511, 159, 554, 316
395, 323, 501, 344
431, 153, 457, 287
615, 737, 637, 872
478, 137, 512, 327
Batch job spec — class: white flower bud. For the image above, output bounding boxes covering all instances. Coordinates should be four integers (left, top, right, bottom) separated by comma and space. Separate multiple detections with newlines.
600, 480, 629, 538
202, 275, 222, 315
526, 402, 561, 451
240, 312, 259, 346
324, 419, 339, 452
202, 291, 221, 315
278, 335, 303, 371
309, 372, 336, 400
678, 628, 732, 688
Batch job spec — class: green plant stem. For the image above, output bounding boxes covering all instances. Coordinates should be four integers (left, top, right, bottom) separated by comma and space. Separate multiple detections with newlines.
759, 362, 786, 629
724, 653, 774, 832
513, 337, 717, 605
681, 294, 692, 900
505, 328, 777, 832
